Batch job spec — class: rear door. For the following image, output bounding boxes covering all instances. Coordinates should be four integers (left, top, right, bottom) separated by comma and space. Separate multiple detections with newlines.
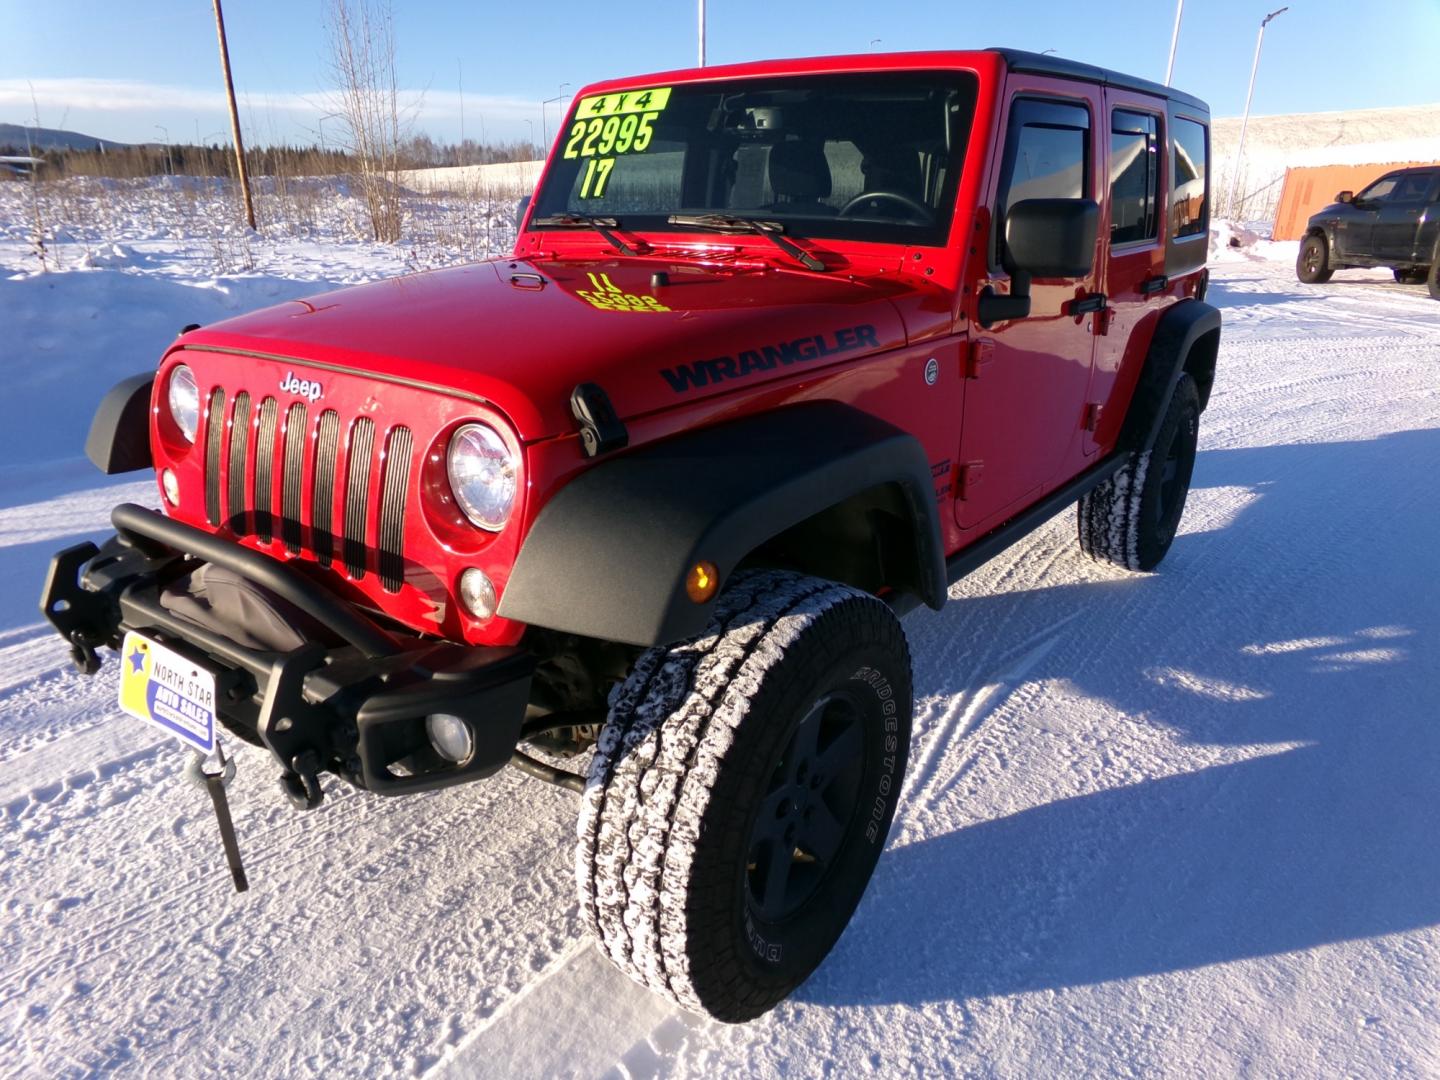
956, 82, 1102, 531
1087, 91, 1167, 457
1373, 171, 1436, 261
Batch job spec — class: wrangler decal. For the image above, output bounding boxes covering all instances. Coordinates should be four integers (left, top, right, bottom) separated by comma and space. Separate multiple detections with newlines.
660, 324, 880, 393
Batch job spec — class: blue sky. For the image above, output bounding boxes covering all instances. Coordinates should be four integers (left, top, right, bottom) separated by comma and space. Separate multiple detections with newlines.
3, 0, 1438, 147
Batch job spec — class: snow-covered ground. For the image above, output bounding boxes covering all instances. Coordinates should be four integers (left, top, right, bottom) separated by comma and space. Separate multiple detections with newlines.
2, 182, 1439, 1078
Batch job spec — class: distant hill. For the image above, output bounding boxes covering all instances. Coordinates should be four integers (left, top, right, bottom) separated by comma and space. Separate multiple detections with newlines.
0, 123, 131, 152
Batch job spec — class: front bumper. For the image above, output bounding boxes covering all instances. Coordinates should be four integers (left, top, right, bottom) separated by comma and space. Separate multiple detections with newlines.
41, 502, 534, 807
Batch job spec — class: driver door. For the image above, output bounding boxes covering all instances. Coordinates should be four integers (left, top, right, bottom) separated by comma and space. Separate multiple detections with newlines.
1335, 174, 1398, 259
956, 86, 1102, 533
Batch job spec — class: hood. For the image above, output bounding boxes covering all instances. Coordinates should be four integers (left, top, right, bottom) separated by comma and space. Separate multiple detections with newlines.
184, 256, 939, 441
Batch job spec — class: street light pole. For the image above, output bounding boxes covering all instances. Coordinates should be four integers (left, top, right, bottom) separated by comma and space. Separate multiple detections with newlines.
1227, 6, 1288, 218
541, 96, 562, 149
1164, 0, 1184, 85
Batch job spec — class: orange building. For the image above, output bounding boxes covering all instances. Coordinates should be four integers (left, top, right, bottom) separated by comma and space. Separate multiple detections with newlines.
1273, 161, 1440, 240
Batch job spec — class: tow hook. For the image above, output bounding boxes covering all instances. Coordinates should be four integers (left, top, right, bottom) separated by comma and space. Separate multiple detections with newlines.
280, 749, 326, 810
256, 645, 331, 811
68, 630, 101, 676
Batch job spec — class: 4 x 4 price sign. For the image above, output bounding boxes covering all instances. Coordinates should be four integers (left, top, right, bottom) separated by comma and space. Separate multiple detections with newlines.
563, 87, 671, 199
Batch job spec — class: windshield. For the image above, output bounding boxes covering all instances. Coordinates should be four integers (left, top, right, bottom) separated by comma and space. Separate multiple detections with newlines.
532, 71, 979, 247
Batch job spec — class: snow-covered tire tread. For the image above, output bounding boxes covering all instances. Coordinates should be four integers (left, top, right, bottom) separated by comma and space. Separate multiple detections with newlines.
576, 569, 903, 1019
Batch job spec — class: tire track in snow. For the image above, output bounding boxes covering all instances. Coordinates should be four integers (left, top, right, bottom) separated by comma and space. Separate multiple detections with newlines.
905, 611, 1078, 810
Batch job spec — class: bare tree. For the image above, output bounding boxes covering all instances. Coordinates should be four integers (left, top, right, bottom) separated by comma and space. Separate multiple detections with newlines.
325, 0, 407, 242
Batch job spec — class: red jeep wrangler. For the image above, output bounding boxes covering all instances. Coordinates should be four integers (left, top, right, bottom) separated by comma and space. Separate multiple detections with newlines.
43, 49, 1218, 1021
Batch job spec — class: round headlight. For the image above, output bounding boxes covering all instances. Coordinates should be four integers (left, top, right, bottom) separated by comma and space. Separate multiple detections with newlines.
168, 364, 200, 443
447, 423, 518, 531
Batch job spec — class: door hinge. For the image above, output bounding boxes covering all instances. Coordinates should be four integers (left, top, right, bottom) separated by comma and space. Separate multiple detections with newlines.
1082, 403, 1104, 432
1095, 305, 1113, 336
956, 461, 984, 499
965, 340, 995, 379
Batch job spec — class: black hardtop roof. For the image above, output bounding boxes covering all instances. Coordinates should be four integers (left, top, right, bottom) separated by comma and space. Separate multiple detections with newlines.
989, 48, 1209, 115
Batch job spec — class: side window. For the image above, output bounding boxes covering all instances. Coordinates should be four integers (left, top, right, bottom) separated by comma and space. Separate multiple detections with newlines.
1391, 173, 1432, 202
996, 98, 1091, 262
1110, 110, 1160, 244
1356, 176, 1398, 203
1170, 116, 1208, 239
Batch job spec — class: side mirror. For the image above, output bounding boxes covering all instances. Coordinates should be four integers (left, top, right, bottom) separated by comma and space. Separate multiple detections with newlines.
978, 198, 1100, 328
1003, 198, 1100, 278
1336, 190, 1353, 204
515, 194, 533, 230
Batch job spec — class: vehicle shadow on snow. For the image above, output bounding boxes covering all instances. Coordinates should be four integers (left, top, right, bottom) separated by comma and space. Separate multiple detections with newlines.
1206, 277, 1319, 307
799, 426, 1440, 1006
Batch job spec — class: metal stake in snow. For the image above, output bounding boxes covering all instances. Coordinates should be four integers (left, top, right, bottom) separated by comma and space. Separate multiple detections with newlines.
186, 741, 249, 893
1227, 6, 1288, 220
212, 0, 257, 232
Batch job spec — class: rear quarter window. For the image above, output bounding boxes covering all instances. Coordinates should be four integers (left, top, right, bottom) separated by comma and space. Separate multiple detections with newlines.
1170, 116, 1208, 239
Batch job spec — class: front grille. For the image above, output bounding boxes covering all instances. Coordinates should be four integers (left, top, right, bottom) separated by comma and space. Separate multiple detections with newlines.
377, 426, 414, 592
343, 417, 376, 580
280, 403, 307, 554
226, 391, 251, 529
204, 388, 226, 526
202, 387, 413, 593
311, 410, 340, 568
253, 397, 279, 543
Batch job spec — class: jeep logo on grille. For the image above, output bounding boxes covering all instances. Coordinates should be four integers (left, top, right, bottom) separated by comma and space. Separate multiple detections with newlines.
280, 371, 323, 403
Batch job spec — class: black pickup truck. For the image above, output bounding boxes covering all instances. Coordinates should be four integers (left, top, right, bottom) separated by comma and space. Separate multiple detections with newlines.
1296, 165, 1440, 298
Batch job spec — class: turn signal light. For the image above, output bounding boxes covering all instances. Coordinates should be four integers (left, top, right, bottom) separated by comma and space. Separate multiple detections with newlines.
685, 561, 719, 603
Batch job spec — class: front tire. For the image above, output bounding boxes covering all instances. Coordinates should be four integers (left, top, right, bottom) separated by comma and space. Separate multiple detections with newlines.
1078, 374, 1200, 572
577, 570, 912, 1022
1296, 234, 1334, 283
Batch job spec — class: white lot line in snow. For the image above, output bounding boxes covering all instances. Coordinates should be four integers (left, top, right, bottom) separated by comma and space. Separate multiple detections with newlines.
1, 245, 1439, 1078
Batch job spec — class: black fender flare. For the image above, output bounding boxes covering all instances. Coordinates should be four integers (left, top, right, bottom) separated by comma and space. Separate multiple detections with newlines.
86, 372, 154, 474
498, 402, 947, 647
1119, 298, 1222, 454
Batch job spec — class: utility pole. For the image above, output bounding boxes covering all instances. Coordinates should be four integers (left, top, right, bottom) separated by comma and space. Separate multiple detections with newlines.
211, 0, 256, 230
458, 59, 465, 165
698, 0, 706, 66
1164, 0, 1184, 85
1227, 6, 1288, 219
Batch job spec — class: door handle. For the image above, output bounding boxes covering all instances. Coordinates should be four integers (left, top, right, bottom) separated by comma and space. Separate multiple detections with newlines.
1139, 275, 1169, 295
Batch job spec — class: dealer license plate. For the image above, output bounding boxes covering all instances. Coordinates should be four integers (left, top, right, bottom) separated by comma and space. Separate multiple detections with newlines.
117, 631, 218, 754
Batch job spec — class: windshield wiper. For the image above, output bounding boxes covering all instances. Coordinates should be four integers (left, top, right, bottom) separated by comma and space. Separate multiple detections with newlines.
531, 213, 647, 257
666, 214, 827, 272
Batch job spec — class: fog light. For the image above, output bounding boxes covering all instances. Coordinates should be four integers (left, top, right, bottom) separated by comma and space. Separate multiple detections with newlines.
426, 713, 474, 764
161, 469, 180, 507
459, 567, 498, 619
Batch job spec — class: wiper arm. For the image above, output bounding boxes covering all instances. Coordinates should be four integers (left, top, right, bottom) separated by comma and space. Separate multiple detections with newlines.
531, 213, 646, 257
666, 214, 828, 272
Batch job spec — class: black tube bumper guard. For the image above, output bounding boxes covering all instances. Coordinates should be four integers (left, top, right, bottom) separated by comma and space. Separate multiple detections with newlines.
40, 503, 533, 808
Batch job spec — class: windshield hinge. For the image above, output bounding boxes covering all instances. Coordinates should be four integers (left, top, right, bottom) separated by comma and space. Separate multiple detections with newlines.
570, 383, 628, 458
